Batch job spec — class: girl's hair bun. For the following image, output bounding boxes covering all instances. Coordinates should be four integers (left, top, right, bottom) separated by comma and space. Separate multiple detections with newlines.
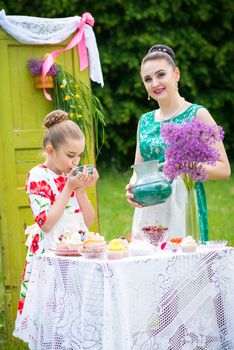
44, 110, 68, 128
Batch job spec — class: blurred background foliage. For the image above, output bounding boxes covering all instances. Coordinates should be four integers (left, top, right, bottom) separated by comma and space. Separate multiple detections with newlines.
1, 0, 233, 169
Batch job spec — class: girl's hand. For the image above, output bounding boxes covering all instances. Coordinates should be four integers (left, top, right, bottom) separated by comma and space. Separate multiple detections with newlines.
69, 166, 99, 194
125, 183, 143, 208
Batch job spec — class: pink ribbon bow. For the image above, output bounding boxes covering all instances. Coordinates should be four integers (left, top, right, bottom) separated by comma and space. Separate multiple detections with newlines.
42, 12, 95, 101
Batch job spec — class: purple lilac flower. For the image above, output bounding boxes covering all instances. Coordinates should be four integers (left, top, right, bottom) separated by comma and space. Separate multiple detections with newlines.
161, 118, 224, 183
27, 57, 43, 76
48, 63, 59, 76
27, 57, 58, 76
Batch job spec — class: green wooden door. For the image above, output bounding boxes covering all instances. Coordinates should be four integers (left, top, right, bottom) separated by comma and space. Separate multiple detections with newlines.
0, 29, 99, 348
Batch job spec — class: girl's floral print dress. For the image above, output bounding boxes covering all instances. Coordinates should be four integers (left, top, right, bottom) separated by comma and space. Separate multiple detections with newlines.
16, 164, 88, 319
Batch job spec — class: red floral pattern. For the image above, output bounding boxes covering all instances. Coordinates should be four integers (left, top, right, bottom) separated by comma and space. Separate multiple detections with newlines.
30, 234, 40, 253
29, 180, 56, 204
54, 176, 67, 192
35, 210, 47, 228
54, 176, 75, 197
17, 165, 84, 317
18, 298, 25, 314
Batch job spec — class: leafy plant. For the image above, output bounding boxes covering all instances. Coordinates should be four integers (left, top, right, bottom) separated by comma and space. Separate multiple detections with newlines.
53, 65, 105, 159
4, 0, 234, 168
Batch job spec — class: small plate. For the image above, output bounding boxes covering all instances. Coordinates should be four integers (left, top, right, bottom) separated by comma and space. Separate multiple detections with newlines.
205, 240, 228, 249
50, 248, 82, 256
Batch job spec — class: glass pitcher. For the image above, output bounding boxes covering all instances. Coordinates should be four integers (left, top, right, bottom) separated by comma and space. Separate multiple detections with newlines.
130, 160, 172, 207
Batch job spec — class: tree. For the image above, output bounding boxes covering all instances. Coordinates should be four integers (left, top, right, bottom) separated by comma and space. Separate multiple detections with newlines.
1, 0, 234, 168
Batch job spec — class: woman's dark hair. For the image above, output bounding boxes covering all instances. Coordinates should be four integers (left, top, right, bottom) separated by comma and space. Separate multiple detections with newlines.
141, 44, 176, 68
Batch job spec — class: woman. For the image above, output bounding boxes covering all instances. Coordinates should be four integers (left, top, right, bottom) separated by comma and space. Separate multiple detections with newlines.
126, 44, 230, 240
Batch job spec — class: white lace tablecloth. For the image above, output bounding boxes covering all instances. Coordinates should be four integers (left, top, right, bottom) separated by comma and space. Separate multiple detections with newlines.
14, 248, 234, 350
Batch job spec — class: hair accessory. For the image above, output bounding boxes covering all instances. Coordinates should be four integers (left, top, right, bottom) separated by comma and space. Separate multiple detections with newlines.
148, 44, 175, 62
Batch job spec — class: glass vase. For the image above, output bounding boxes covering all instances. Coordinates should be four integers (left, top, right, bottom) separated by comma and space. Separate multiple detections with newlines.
130, 160, 172, 207
185, 188, 200, 242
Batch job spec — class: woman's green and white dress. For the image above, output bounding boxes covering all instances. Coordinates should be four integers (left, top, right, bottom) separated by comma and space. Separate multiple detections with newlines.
132, 104, 208, 241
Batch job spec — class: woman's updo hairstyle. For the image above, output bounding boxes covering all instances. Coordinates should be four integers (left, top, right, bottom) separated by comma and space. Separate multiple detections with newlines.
43, 109, 84, 149
141, 44, 176, 69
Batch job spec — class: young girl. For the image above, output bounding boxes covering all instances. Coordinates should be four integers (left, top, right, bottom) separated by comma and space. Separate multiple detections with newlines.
15, 109, 99, 322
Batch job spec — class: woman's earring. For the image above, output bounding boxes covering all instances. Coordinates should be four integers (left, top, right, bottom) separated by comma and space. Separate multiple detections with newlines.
176, 81, 179, 91
147, 94, 151, 100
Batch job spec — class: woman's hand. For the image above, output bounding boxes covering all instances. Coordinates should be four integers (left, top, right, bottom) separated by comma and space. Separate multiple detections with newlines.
125, 183, 143, 208
67, 167, 99, 193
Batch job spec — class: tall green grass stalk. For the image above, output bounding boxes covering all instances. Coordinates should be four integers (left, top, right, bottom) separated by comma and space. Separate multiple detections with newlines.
54, 65, 106, 159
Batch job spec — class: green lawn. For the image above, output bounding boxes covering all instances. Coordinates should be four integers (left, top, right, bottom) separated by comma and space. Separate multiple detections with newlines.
0, 165, 233, 347
97, 167, 134, 241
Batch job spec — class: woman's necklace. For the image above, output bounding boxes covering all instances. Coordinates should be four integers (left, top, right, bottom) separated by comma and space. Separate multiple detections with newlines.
159, 97, 185, 121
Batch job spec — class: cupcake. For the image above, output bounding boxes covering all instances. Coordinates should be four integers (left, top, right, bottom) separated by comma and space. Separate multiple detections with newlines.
170, 237, 183, 244
82, 232, 106, 258
56, 231, 83, 252
107, 239, 125, 259
168, 237, 183, 252
181, 236, 197, 253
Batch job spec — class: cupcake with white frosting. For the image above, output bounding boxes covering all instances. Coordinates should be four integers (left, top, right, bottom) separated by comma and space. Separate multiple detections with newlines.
82, 232, 106, 258
181, 236, 197, 253
56, 231, 83, 252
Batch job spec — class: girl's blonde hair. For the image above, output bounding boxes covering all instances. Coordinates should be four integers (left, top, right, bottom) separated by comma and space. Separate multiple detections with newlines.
43, 110, 84, 149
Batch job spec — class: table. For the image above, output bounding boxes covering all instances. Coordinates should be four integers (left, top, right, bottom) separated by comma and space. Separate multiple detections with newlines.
14, 247, 234, 350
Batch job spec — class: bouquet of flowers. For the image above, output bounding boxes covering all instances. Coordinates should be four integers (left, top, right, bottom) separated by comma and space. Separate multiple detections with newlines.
161, 118, 224, 241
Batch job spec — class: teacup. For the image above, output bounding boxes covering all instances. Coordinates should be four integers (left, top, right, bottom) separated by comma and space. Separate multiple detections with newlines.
73, 165, 94, 176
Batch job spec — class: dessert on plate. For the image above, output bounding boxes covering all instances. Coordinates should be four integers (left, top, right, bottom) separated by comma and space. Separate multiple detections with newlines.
55, 231, 83, 255
168, 237, 183, 252
82, 232, 106, 258
107, 239, 126, 259
142, 224, 168, 246
107, 236, 130, 259
170, 237, 183, 244
181, 236, 197, 253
